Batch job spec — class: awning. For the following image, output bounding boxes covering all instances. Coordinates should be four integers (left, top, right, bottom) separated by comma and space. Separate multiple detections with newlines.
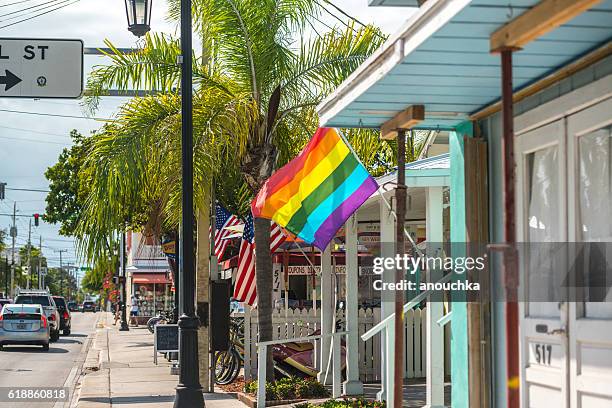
132, 273, 171, 284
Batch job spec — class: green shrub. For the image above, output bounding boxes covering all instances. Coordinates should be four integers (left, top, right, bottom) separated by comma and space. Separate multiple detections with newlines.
245, 377, 330, 400
305, 398, 386, 408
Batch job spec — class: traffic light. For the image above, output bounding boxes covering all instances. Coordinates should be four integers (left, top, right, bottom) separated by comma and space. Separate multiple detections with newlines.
34, 213, 40, 227
0, 182, 5, 200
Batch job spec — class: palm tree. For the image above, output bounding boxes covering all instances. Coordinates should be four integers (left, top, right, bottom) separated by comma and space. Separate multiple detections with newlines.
81, 0, 388, 379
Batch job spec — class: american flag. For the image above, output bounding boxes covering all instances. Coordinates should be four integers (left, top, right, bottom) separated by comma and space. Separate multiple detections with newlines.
213, 204, 241, 260
233, 214, 286, 306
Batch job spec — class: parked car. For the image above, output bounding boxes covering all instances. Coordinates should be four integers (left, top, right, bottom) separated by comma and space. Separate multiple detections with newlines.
82, 301, 96, 312
0, 299, 11, 311
14, 290, 60, 342
0, 304, 50, 351
52, 296, 71, 336
67, 301, 78, 312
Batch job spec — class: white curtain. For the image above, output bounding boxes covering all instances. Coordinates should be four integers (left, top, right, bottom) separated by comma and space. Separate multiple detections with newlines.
527, 146, 561, 317
579, 126, 612, 316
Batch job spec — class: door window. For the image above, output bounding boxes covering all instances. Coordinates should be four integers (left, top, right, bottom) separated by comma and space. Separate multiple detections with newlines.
526, 146, 563, 318
578, 125, 612, 317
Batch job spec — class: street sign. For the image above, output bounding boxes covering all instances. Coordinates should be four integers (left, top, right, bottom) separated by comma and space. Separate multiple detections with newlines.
0, 38, 83, 98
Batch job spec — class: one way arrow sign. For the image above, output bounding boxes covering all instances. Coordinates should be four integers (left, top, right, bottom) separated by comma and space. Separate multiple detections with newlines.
0, 69, 21, 91
0, 38, 83, 99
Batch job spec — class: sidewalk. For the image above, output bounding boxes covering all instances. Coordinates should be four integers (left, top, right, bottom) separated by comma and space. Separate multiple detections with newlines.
77, 312, 243, 408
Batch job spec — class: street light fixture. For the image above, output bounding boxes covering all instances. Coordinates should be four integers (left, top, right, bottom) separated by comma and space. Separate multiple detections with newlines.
124, 0, 152, 38
123, 1, 204, 407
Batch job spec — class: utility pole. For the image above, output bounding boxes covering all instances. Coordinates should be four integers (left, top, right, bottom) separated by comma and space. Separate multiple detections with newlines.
10, 202, 16, 297
55, 249, 68, 297
26, 219, 32, 289
4, 256, 8, 298
38, 236, 42, 289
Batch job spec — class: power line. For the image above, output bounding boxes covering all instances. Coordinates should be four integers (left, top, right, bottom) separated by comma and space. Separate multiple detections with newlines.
5, 187, 50, 193
320, 0, 372, 31
0, 0, 80, 29
0, 0, 37, 8
315, 1, 359, 35
0, 125, 74, 138
0, 135, 70, 145
0, 108, 109, 120
0, 0, 68, 20
315, 0, 386, 41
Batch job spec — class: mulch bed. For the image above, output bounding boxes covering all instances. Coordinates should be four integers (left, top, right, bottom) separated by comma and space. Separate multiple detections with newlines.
217, 375, 247, 394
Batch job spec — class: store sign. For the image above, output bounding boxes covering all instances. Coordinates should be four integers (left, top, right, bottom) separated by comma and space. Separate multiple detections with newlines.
162, 240, 176, 259
286, 265, 347, 275
285, 265, 374, 276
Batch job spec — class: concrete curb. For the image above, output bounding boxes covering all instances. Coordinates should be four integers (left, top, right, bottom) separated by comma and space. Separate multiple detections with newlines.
76, 313, 111, 408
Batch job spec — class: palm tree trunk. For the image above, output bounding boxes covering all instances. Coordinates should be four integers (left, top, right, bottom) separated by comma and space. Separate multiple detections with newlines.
196, 203, 211, 391
254, 216, 275, 382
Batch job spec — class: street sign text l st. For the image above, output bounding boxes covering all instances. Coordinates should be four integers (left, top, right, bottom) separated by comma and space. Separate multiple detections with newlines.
0, 38, 83, 99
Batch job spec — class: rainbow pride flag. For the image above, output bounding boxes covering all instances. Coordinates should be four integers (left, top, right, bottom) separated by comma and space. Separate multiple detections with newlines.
252, 127, 378, 250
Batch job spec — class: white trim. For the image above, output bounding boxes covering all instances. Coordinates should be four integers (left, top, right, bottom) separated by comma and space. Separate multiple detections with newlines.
515, 74, 612, 135
316, 0, 472, 126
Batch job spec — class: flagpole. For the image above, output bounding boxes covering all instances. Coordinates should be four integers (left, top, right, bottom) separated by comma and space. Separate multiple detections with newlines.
334, 128, 423, 257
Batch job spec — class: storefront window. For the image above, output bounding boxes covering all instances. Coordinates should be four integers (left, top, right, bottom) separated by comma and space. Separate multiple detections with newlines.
133, 283, 173, 316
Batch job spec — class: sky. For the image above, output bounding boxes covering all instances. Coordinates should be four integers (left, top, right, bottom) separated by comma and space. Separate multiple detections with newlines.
0, 0, 416, 269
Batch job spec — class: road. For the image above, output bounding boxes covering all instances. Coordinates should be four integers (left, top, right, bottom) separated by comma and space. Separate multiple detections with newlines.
0, 312, 99, 408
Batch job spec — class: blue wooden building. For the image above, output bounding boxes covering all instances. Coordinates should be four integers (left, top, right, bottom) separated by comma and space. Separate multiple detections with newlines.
317, 1, 612, 407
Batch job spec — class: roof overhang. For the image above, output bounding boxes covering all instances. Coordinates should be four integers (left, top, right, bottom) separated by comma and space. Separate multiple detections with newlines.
362, 153, 450, 208
318, 0, 612, 130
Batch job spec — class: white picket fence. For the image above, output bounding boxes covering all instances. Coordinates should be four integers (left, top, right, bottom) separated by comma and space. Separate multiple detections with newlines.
244, 307, 450, 383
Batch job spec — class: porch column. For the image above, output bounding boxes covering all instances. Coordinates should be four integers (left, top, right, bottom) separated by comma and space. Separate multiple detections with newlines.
318, 244, 333, 384
378, 193, 395, 404
343, 214, 364, 395
426, 186, 445, 408
450, 122, 473, 408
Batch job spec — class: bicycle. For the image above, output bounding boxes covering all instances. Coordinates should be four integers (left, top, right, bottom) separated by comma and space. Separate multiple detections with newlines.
214, 317, 244, 385
147, 310, 172, 334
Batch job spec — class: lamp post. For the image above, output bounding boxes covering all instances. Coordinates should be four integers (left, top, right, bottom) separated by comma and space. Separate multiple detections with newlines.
124, 1, 203, 407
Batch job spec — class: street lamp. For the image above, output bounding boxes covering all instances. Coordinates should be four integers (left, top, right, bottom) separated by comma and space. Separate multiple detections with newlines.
124, 0, 152, 37
124, 1, 204, 407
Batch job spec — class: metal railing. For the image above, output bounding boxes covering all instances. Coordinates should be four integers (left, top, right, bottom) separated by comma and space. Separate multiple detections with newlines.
255, 331, 348, 408
360, 272, 452, 408
361, 273, 451, 341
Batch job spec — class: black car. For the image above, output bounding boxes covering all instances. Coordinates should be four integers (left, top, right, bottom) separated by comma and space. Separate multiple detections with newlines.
82, 301, 96, 312
52, 296, 71, 335
67, 301, 78, 312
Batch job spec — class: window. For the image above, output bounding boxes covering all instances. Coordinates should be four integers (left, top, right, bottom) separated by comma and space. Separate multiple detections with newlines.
15, 295, 51, 306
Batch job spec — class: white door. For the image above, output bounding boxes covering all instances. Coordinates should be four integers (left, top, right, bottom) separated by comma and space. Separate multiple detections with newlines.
567, 97, 612, 408
516, 119, 569, 408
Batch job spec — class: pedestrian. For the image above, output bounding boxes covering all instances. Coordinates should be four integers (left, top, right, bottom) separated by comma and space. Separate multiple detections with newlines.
130, 296, 139, 327
113, 301, 121, 326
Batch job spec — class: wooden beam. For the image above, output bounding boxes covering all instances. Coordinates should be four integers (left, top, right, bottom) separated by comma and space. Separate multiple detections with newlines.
490, 0, 603, 53
380, 105, 425, 140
